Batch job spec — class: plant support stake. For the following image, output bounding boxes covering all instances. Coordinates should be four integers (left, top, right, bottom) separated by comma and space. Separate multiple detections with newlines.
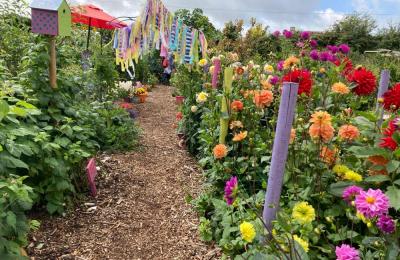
263, 82, 299, 230
376, 69, 390, 128
49, 36, 57, 88
212, 58, 221, 88
219, 67, 233, 144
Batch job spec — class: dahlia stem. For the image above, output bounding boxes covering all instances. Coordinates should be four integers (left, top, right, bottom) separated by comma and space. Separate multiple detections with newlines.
219, 67, 233, 144
212, 58, 221, 88
376, 69, 390, 128
263, 82, 299, 230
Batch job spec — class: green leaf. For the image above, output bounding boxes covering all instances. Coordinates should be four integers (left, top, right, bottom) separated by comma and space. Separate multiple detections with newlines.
6, 211, 16, 230
364, 175, 390, 183
387, 161, 400, 173
0, 100, 9, 122
356, 112, 377, 122
386, 186, 400, 210
385, 242, 400, 260
10, 106, 27, 117
0, 144, 3, 152
347, 146, 389, 158
16, 100, 37, 109
0, 154, 29, 169
329, 181, 354, 197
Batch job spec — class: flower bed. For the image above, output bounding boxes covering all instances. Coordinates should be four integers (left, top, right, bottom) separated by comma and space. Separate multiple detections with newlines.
174, 30, 400, 259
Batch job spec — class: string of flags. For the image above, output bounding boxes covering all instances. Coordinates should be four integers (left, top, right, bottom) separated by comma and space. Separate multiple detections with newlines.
113, 0, 208, 72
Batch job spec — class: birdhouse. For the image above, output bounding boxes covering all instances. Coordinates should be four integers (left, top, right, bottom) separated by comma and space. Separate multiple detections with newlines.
30, 0, 71, 37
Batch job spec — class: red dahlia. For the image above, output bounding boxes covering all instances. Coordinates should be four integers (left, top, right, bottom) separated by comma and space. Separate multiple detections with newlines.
347, 67, 377, 96
341, 57, 353, 76
379, 119, 399, 151
383, 83, 400, 111
282, 69, 313, 96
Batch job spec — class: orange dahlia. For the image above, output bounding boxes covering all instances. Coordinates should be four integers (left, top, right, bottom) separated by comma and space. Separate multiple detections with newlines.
233, 131, 248, 142
320, 146, 338, 165
309, 123, 335, 142
332, 82, 350, 94
253, 90, 274, 108
310, 111, 332, 125
231, 100, 244, 112
213, 144, 228, 159
338, 124, 360, 141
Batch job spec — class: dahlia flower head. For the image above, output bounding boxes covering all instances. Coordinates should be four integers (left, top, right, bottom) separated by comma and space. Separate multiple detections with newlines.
354, 188, 390, 218
224, 176, 238, 205
335, 244, 360, 260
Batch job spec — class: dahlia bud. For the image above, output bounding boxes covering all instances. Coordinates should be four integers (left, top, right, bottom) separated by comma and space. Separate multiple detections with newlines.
319, 67, 326, 74
367, 222, 372, 228
377, 98, 384, 103
191, 106, 198, 113
325, 217, 333, 223
343, 108, 352, 116
314, 228, 321, 235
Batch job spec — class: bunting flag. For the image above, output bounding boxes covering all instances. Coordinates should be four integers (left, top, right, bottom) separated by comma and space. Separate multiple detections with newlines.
113, 0, 208, 71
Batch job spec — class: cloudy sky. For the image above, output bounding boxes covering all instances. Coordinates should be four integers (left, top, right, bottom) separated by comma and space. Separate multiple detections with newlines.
69, 0, 400, 31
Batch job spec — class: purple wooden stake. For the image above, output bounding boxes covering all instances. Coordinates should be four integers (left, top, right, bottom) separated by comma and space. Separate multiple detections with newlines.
212, 59, 221, 88
376, 70, 390, 128
86, 158, 98, 197
263, 82, 299, 230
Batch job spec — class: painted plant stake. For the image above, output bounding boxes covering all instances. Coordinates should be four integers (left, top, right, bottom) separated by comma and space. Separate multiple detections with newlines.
263, 82, 299, 230
86, 158, 98, 197
376, 70, 390, 128
219, 67, 233, 144
212, 58, 221, 88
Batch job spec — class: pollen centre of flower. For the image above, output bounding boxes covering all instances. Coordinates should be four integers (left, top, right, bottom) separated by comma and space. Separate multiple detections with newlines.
366, 196, 375, 204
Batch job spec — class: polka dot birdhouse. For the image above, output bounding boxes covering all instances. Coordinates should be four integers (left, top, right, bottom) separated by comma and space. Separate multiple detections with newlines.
30, 0, 71, 37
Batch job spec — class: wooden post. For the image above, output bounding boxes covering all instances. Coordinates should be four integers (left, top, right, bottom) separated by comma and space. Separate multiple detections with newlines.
49, 36, 57, 89
263, 82, 299, 230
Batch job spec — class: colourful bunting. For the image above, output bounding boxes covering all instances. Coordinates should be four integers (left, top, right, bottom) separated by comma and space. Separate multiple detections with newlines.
113, 0, 208, 70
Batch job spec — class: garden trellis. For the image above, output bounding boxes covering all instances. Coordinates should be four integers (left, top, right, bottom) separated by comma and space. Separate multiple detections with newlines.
113, 0, 208, 72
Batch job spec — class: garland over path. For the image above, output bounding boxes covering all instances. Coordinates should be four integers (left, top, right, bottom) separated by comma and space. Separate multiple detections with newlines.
30, 86, 216, 259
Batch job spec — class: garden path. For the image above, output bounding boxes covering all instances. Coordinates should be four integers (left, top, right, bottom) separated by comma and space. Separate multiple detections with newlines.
29, 86, 218, 260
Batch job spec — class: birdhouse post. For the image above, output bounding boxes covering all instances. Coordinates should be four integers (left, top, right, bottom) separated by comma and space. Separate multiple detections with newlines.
30, 0, 72, 88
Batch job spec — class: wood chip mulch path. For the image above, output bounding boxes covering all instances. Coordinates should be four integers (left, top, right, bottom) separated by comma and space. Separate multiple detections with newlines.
29, 86, 220, 260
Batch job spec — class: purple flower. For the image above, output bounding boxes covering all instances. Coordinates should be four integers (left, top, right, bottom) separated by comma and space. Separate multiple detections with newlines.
224, 176, 238, 205
269, 75, 279, 85
310, 39, 318, 48
277, 60, 284, 71
355, 189, 390, 218
309, 50, 319, 60
329, 54, 338, 62
300, 31, 310, 40
283, 29, 293, 38
273, 30, 280, 37
319, 51, 331, 62
327, 45, 339, 54
342, 186, 363, 204
335, 244, 360, 260
377, 215, 395, 234
339, 44, 350, 54
296, 41, 305, 48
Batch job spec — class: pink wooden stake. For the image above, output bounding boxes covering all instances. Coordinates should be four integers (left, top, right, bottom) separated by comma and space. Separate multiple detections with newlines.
212, 59, 221, 88
86, 158, 98, 197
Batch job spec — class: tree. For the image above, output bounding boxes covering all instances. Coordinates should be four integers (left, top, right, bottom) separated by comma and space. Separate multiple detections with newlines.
174, 8, 221, 44
319, 13, 377, 53
218, 20, 244, 53
376, 23, 400, 50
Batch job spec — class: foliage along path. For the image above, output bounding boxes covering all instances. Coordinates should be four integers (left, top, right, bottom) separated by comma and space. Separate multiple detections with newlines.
29, 86, 218, 259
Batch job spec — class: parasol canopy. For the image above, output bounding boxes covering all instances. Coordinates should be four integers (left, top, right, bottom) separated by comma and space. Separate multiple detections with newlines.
71, 4, 126, 30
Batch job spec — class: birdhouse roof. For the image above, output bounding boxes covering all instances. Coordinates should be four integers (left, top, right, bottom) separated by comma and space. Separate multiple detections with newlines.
30, 0, 65, 11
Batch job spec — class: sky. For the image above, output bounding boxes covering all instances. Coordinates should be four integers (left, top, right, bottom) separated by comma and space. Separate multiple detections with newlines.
68, 0, 400, 31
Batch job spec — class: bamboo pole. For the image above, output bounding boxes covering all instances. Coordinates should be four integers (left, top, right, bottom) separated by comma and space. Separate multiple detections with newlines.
49, 36, 57, 89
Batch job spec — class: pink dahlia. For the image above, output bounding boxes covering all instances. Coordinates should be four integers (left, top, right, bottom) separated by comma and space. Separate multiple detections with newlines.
342, 186, 363, 204
377, 215, 395, 234
355, 189, 390, 218
310, 39, 318, 49
335, 244, 360, 260
277, 60, 284, 71
224, 176, 238, 205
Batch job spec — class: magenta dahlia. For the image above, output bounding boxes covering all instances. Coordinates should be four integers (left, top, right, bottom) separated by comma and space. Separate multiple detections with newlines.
355, 189, 390, 218
342, 186, 363, 204
377, 215, 395, 234
224, 176, 238, 205
335, 244, 360, 260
